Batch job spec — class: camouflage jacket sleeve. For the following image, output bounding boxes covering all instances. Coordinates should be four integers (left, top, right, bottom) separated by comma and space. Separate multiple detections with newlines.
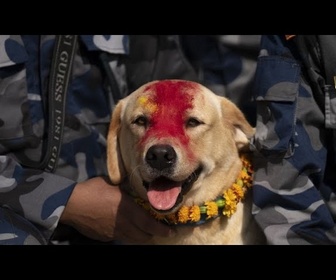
0, 35, 128, 242
252, 35, 336, 245
0, 155, 77, 241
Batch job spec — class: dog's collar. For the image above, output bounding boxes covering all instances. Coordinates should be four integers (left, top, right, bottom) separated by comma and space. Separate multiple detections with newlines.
135, 155, 253, 226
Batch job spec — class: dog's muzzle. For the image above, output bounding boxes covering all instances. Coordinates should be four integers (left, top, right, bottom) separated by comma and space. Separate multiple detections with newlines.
142, 144, 202, 213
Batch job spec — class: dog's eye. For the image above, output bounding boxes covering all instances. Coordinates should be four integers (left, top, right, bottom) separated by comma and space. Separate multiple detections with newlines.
187, 117, 203, 127
133, 116, 148, 127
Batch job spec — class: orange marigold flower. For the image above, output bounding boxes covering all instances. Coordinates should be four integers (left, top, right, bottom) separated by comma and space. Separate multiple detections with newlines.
242, 174, 252, 188
178, 206, 190, 223
224, 188, 237, 204
236, 178, 243, 187
205, 201, 218, 219
223, 202, 237, 217
240, 169, 248, 177
232, 183, 244, 199
189, 206, 201, 222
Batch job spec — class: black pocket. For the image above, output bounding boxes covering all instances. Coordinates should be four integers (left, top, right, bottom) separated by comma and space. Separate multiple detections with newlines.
253, 56, 300, 156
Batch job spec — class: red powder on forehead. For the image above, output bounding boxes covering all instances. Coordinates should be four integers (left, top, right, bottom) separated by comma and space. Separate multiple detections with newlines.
141, 80, 198, 146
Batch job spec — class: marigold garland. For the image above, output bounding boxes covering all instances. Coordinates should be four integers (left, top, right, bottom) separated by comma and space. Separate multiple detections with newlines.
135, 155, 253, 225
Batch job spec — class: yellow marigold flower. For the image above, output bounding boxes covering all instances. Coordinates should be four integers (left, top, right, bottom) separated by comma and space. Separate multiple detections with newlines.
242, 174, 252, 188
224, 188, 237, 204
178, 206, 190, 223
232, 183, 244, 199
241, 170, 251, 182
240, 169, 248, 178
223, 202, 237, 217
236, 178, 243, 187
189, 206, 201, 222
205, 201, 218, 219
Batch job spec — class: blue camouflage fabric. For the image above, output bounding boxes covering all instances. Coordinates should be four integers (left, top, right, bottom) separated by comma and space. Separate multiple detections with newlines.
251, 35, 336, 245
0, 34, 262, 245
180, 35, 261, 125
126, 35, 261, 125
0, 35, 129, 245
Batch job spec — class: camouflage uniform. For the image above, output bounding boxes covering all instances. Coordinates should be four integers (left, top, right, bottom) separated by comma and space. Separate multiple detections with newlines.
180, 35, 261, 125
0, 34, 262, 245
252, 35, 336, 244
126, 35, 261, 125
0, 35, 129, 245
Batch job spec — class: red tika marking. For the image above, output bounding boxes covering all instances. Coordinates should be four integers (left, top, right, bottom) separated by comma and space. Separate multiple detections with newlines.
141, 80, 198, 148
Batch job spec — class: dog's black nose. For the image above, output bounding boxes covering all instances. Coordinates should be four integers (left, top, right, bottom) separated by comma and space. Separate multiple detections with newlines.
145, 144, 176, 170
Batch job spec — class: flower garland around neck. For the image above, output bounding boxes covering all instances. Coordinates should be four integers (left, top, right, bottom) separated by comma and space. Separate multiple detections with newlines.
135, 154, 253, 226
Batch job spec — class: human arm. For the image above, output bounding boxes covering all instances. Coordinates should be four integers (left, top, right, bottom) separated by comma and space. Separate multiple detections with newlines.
60, 176, 175, 244
0, 156, 174, 244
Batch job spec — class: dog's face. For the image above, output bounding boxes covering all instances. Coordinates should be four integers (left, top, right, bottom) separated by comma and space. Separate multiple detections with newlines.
107, 80, 254, 216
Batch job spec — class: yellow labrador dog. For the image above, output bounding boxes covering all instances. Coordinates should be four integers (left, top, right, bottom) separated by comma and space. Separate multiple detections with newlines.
107, 79, 265, 245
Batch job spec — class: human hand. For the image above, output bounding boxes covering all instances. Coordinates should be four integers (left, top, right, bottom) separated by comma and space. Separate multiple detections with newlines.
60, 177, 175, 244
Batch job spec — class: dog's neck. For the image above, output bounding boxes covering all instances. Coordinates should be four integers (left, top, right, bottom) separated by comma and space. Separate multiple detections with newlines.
135, 154, 253, 226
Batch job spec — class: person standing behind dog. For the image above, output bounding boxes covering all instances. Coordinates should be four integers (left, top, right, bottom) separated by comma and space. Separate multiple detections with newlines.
251, 35, 336, 245
0, 35, 176, 245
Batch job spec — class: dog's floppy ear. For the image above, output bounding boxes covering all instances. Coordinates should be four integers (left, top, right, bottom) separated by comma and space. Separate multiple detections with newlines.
220, 97, 255, 150
107, 100, 126, 185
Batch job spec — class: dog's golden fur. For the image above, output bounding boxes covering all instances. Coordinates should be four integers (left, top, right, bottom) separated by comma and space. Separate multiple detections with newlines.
107, 79, 265, 245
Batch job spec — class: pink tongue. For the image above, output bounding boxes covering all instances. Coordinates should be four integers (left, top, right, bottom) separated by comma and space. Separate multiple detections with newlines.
147, 178, 182, 210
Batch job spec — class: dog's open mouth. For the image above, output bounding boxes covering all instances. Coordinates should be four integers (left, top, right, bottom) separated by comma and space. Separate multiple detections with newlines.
143, 166, 202, 213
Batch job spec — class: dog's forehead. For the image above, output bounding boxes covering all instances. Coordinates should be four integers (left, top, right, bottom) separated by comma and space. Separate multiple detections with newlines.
128, 80, 219, 111
142, 80, 197, 105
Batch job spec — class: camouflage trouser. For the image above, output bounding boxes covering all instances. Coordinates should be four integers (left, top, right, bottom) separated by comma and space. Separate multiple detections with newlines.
0, 207, 47, 245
